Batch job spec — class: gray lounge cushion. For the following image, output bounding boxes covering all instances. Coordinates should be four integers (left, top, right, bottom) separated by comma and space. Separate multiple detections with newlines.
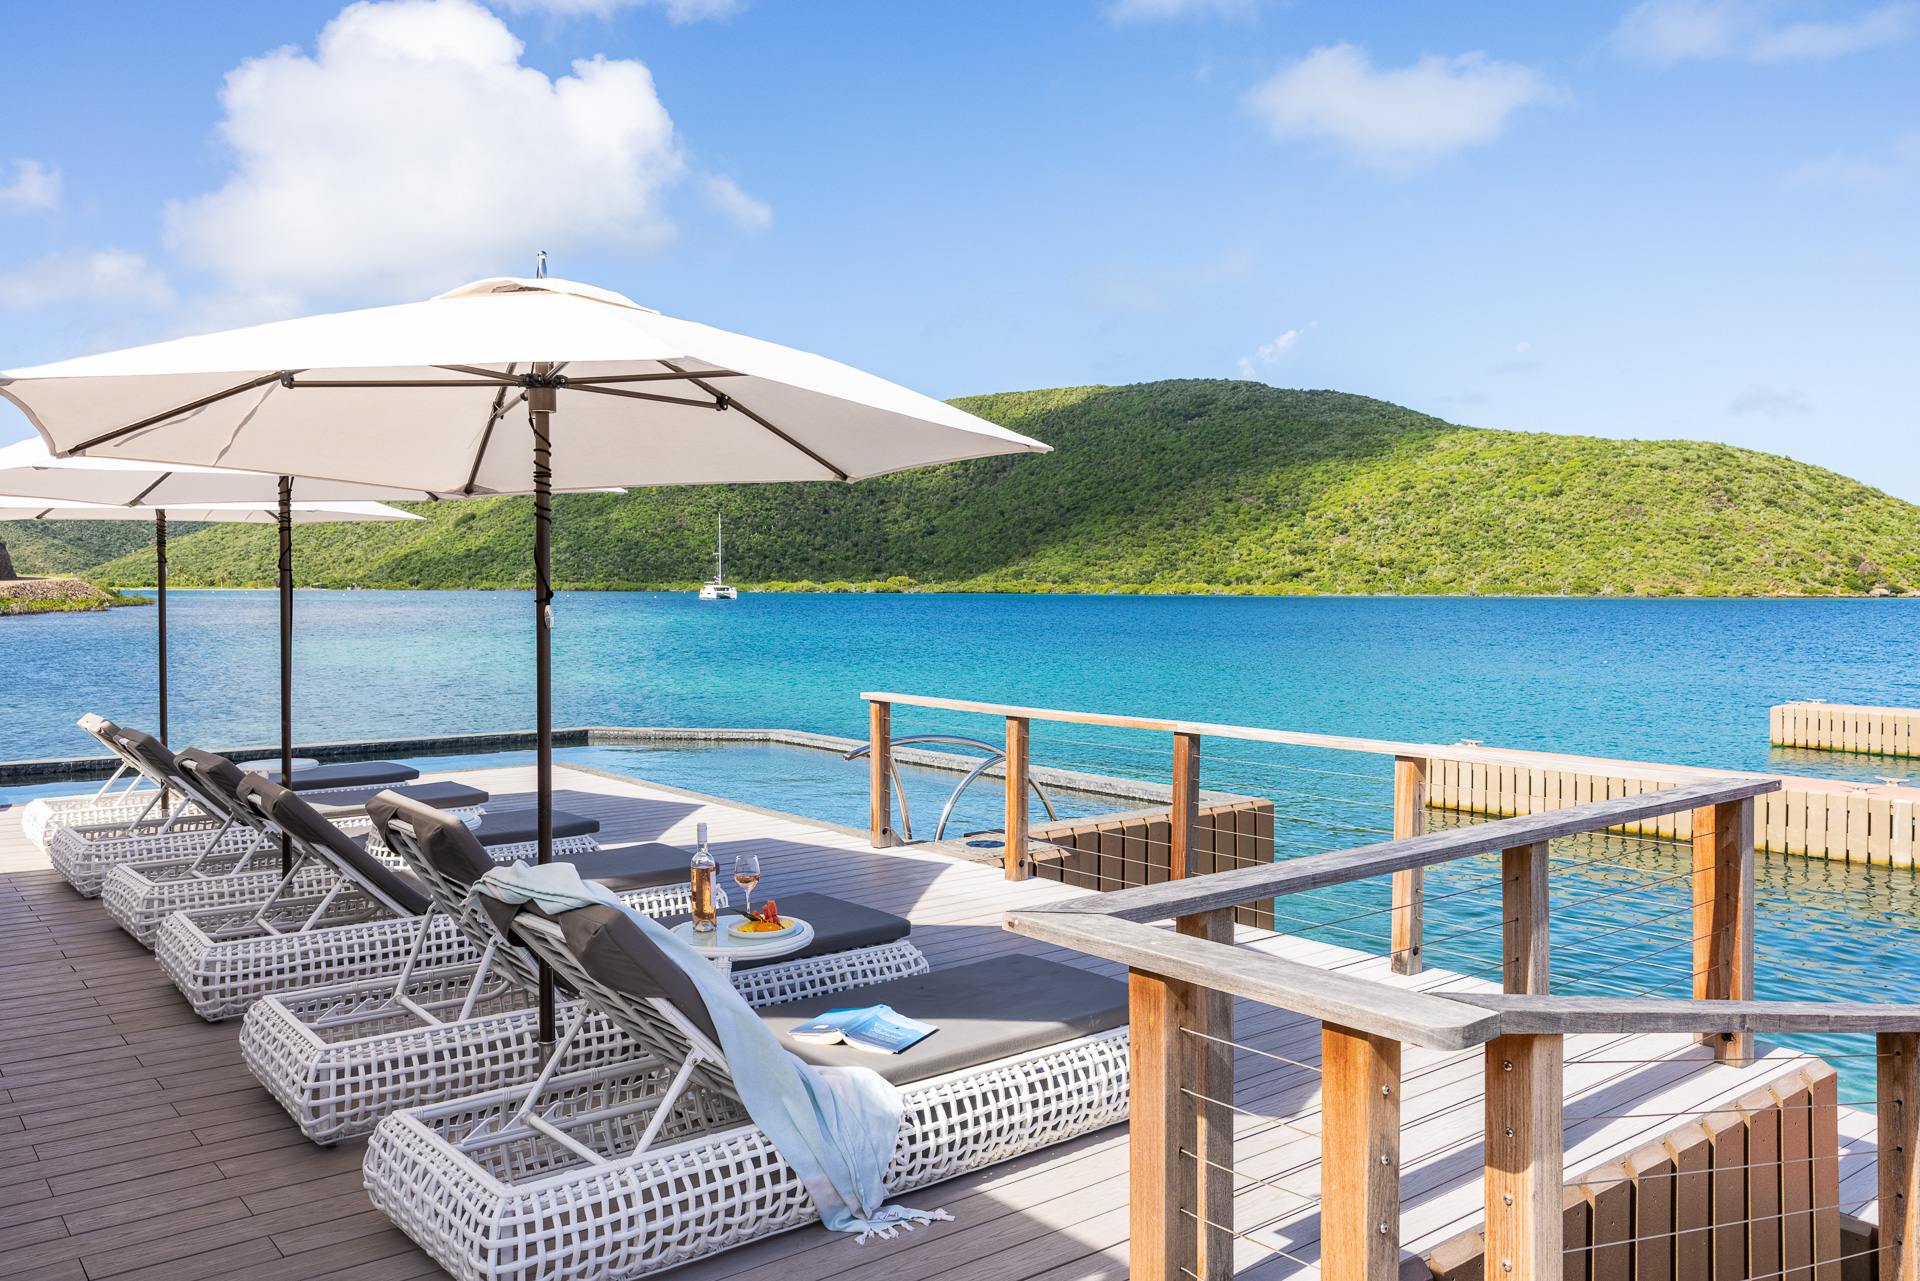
304, 779, 491, 815
237, 774, 431, 916
759, 955, 1128, 1085
551, 904, 1124, 1087
465, 808, 601, 848
651, 892, 909, 970
107, 726, 178, 788
553, 903, 721, 1046
259, 760, 420, 791
365, 791, 685, 941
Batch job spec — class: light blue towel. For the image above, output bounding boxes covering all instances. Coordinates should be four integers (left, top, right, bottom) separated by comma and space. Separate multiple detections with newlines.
470, 860, 952, 1241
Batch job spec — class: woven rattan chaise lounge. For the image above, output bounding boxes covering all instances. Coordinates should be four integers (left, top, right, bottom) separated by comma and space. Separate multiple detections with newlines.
26, 713, 423, 851
102, 747, 594, 947
154, 773, 600, 1019
243, 791, 928, 1143
364, 894, 1131, 1281
46, 724, 446, 896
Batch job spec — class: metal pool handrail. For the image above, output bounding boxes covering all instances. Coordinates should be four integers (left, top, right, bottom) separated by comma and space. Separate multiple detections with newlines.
843, 734, 1059, 841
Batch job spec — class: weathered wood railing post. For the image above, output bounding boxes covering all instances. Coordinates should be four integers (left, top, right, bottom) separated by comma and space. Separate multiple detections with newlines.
868, 699, 894, 848
1171, 732, 1201, 880
1693, 797, 1755, 1060
1503, 840, 1550, 995
1130, 913, 1235, 1281
1484, 1032, 1566, 1281
1392, 756, 1427, 975
1322, 1022, 1401, 1281
1005, 715, 1032, 880
1882, 1032, 1920, 1281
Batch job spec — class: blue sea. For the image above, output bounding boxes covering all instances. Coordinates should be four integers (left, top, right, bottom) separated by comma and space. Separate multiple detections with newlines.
4, 589, 1918, 1091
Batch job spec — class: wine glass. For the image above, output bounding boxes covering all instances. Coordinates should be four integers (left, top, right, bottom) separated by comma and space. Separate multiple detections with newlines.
732, 852, 762, 920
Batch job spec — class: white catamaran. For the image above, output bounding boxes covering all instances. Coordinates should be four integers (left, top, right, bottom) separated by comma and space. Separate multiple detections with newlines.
699, 513, 737, 600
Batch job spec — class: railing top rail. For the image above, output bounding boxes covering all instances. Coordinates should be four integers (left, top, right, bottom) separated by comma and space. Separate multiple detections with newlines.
862, 691, 1752, 783
1028, 775, 1780, 925
1006, 909, 1503, 1048
1451, 993, 1920, 1035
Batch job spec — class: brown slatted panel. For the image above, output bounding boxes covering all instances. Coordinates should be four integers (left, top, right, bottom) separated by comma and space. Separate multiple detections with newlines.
1587, 1163, 1633, 1281
1776, 1076, 1814, 1281
1668, 1123, 1713, 1280
1628, 1142, 1676, 1281
1742, 1086, 1783, 1281
1705, 1109, 1748, 1281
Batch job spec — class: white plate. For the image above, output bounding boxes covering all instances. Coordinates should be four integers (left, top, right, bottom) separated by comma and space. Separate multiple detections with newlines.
727, 917, 801, 940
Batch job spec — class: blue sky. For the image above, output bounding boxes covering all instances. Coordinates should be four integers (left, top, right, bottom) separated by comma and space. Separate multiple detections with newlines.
2, 0, 1915, 495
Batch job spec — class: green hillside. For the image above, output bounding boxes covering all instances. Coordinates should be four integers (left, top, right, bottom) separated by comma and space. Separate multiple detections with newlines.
49, 379, 1920, 597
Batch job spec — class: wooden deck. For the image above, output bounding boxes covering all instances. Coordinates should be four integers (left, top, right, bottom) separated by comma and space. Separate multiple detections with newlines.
0, 762, 1883, 1281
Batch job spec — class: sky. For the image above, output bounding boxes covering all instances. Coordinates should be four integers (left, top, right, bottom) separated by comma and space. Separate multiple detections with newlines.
1, 0, 1915, 496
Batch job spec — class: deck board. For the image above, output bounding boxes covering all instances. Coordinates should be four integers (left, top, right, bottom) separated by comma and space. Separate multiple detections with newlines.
0, 761, 1883, 1280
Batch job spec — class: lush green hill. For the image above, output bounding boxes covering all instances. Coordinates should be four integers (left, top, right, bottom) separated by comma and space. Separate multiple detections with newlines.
0, 518, 207, 577
66, 380, 1920, 596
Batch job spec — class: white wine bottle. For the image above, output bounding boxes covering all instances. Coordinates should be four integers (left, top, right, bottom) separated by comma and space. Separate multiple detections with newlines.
690, 821, 717, 934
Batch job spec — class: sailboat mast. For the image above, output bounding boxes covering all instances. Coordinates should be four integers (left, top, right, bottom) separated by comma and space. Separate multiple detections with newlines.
717, 513, 724, 582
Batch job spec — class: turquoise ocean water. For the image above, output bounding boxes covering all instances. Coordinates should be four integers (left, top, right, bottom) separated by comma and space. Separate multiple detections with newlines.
4, 589, 1918, 1091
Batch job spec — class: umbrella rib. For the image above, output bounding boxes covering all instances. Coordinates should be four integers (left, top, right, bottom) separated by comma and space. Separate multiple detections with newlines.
658, 360, 850, 482
127, 473, 172, 506
460, 364, 521, 496
567, 384, 734, 412
67, 371, 297, 454
435, 364, 744, 387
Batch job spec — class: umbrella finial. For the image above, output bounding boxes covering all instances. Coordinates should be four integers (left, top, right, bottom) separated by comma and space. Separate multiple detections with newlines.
535, 250, 547, 280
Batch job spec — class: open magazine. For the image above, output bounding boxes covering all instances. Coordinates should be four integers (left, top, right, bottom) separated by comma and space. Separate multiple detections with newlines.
786, 1004, 937, 1055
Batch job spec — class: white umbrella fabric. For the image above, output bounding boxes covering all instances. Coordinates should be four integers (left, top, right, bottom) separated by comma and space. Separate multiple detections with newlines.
2, 272, 1051, 1047
0, 497, 420, 749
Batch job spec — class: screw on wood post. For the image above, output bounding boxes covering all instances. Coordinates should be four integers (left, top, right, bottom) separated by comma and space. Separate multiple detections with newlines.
1322, 1023, 1401, 1281
1170, 733, 1200, 881
1004, 715, 1031, 880
1391, 756, 1427, 975
1881, 1033, 1920, 1281
1502, 841, 1550, 995
868, 699, 893, 848
1692, 798, 1755, 1061
1483, 1033, 1564, 1281
1178, 908, 1234, 1281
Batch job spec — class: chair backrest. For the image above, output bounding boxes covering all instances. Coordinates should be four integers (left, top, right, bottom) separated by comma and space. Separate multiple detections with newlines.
235, 774, 430, 917
365, 790, 542, 991
170, 748, 270, 830
511, 905, 736, 1100
81, 717, 179, 794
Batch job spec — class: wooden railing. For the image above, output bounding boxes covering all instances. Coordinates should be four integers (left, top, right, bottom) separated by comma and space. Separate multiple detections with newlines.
861, 694, 1736, 971
1001, 774, 1920, 1281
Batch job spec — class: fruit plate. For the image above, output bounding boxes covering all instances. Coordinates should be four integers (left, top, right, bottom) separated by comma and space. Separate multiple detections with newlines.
727, 916, 801, 941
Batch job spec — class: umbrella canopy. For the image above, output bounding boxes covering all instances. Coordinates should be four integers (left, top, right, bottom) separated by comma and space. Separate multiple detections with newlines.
0, 436, 442, 504
0, 498, 420, 523
2, 273, 1051, 1046
0, 276, 1048, 491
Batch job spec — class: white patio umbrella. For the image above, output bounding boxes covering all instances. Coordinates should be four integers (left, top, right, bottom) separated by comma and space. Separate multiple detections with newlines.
1, 270, 1050, 1046
0, 496, 421, 747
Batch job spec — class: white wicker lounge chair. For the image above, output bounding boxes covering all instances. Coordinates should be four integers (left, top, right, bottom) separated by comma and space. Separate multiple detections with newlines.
154, 773, 595, 1020
364, 898, 1130, 1281
22, 714, 200, 848
46, 726, 437, 896
243, 792, 927, 1144
101, 748, 591, 947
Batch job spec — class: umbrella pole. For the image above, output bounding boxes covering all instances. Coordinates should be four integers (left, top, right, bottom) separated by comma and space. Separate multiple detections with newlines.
278, 476, 294, 876
531, 371, 557, 1056
156, 511, 168, 747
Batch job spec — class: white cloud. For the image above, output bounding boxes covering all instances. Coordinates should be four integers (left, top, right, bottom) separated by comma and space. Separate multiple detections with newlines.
1785, 131, 1920, 187
698, 174, 772, 233
495, 0, 741, 20
1237, 323, 1314, 377
0, 250, 172, 310
1611, 0, 1916, 65
164, 0, 687, 308
1107, 0, 1258, 22
0, 160, 62, 212
1729, 385, 1813, 416
1244, 44, 1560, 170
